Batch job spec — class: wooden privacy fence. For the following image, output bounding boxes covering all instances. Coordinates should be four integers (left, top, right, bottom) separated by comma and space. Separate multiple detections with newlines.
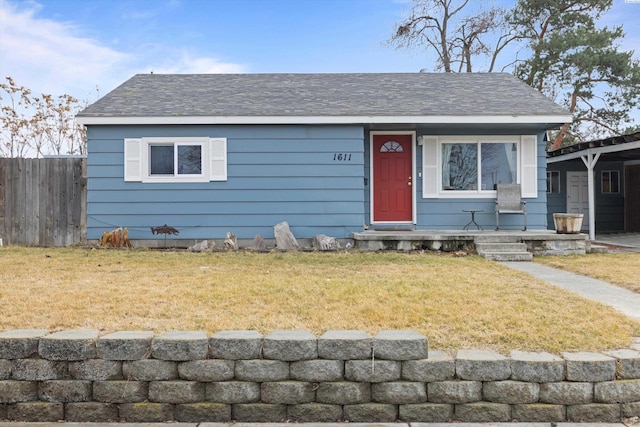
0, 158, 87, 246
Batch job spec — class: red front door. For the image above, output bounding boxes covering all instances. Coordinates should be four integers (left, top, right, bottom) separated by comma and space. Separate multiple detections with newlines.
372, 134, 413, 222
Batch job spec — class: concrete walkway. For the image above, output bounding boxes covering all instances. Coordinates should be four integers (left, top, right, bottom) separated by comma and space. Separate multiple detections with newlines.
595, 232, 640, 252
500, 261, 640, 322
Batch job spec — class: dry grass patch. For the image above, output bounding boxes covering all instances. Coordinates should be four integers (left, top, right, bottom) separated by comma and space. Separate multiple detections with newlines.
535, 253, 640, 294
1, 247, 638, 354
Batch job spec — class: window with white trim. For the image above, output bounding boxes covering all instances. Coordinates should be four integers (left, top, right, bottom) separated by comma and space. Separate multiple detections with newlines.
421, 135, 537, 198
546, 171, 560, 193
601, 170, 620, 194
124, 137, 227, 183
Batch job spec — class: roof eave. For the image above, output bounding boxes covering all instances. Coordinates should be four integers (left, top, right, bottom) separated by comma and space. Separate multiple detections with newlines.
547, 139, 640, 163
76, 114, 572, 127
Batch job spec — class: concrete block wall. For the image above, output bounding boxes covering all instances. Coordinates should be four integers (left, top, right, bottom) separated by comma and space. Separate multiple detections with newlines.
1, 329, 639, 423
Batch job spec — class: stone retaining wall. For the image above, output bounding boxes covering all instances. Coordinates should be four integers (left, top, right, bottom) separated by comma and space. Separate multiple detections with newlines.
1, 329, 639, 423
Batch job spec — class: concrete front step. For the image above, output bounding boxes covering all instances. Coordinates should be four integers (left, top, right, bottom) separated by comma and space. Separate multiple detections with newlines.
474, 234, 523, 244
481, 251, 533, 261
475, 242, 528, 253
475, 242, 533, 262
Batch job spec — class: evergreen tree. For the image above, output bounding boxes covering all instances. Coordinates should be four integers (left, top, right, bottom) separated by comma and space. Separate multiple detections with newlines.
510, 0, 640, 149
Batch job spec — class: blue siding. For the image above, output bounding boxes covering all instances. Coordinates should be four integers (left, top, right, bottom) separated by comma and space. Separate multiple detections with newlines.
87, 123, 552, 241
86, 125, 365, 240
364, 130, 549, 230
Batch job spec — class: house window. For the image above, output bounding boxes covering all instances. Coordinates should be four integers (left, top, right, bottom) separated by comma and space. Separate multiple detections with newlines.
150, 143, 203, 176
124, 137, 227, 183
380, 141, 404, 152
441, 141, 517, 192
547, 171, 560, 193
601, 170, 620, 194
421, 135, 537, 199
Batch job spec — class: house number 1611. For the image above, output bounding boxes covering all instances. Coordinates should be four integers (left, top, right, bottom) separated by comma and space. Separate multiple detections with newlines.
333, 153, 352, 161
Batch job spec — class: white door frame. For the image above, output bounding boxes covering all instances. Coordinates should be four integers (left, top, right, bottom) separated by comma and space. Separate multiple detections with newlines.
369, 131, 417, 224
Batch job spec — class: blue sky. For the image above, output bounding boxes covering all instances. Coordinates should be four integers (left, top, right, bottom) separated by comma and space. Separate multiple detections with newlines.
1, 0, 639, 112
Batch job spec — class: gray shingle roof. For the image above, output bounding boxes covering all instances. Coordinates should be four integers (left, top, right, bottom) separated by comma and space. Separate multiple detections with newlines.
77, 73, 569, 119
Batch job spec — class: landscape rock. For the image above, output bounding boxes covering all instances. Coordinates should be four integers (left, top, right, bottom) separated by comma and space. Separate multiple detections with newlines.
313, 234, 340, 251
252, 234, 268, 251
224, 232, 237, 250
188, 240, 214, 252
274, 221, 298, 250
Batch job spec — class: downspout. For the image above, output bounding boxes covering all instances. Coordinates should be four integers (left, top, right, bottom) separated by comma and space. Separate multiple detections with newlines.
580, 151, 601, 241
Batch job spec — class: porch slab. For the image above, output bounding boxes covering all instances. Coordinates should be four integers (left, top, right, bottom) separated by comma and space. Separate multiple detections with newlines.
352, 230, 588, 256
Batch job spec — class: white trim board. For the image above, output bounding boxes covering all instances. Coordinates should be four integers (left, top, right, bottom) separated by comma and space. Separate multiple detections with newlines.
76, 114, 572, 126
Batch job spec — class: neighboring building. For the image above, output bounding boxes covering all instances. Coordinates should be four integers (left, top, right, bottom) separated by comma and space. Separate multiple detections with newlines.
547, 131, 640, 238
76, 73, 571, 243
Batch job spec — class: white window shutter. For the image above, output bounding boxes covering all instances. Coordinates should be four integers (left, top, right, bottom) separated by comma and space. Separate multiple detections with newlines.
520, 135, 538, 197
421, 137, 439, 198
124, 138, 142, 182
209, 137, 227, 181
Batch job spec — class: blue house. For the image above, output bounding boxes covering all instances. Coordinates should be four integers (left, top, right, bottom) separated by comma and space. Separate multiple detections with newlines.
76, 73, 571, 244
